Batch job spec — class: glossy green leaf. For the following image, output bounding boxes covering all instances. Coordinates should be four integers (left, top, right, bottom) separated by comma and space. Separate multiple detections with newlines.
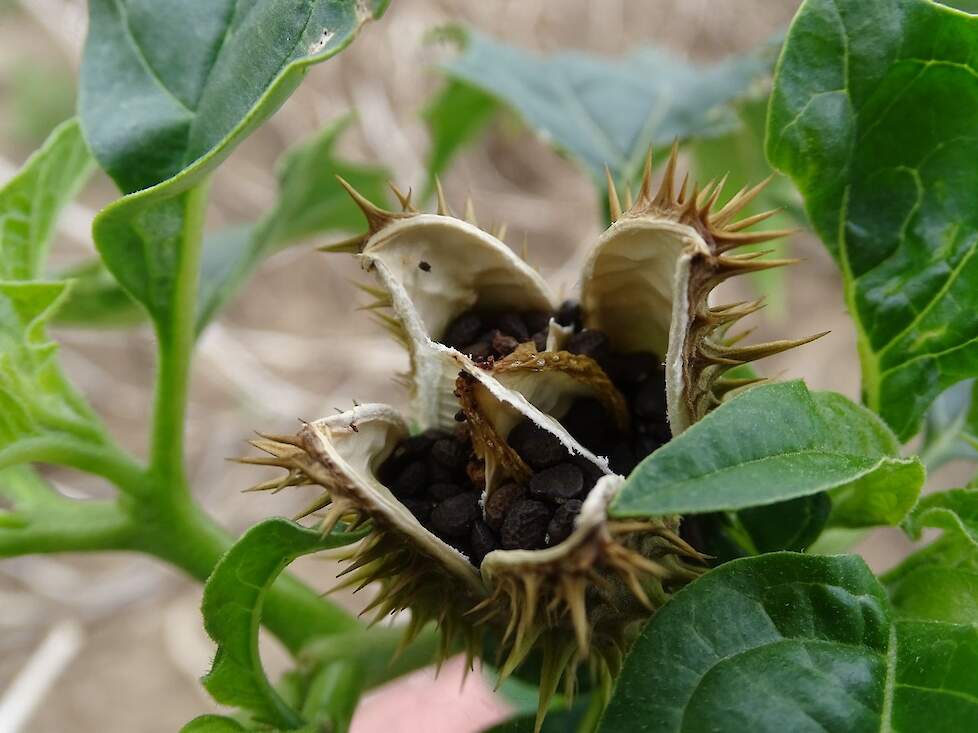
201, 518, 365, 729
0, 118, 93, 280
180, 716, 247, 733
738, 493, 831, 553
600, 553, 978, 733
81, 0, 389, 194
422, 79, 499, 197
441, 28, 775, 184
82, 1, 387, 336
767, 0, 978, 440
611, 381, 923, 526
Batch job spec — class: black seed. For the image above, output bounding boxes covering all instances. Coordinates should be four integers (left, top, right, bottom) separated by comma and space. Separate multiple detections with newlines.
546, 499, 583, 546
431, 438, 468, 471
470, 520, 499, 565
561, 398, 615, 454
571, 454, 606, 490
429, 482, 462, 501
633, 433, 665, 460
402, 497, 435, 524
418, 260, 431, 272
565, 329, 610, 362
508, 419, 567, 469
634, 379, 667, 420
430, 491, 481, 539
392, 460, 427, 497
606, 352, 660, 387
529, 462, 584, 504
484, 482, 526, 531
422, 427, 454, 441
523, 310, 551, 334
454, 410, 467, 422
391, 433, 435, 462
487, 330, 517, 358
426, 456, 457, 484
461, 338, 492, 360
444, 311, 483, 347
500, 499, 552, 550
609, 441, 637, 476
532, 330, 548, 351
555, 300, 582, 328
495, 312, 530, 342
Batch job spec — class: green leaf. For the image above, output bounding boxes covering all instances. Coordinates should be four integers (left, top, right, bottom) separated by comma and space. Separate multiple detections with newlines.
611, 380, 923, 526
422, 79, 499, 197
884, 532, 978, 623
82, 1, 387, 335
194, 116, 390, 332
599, 552, 978, 733
58, 117, 388, 331
80, 0, 389, 194
767, 0, 978, 440
738, 493, 831, 553
201, 518, 365, 729
919, 380, 978, 469
0, 281, 107, 459
440, 28, 776, 184
0, 118, 93, 280
180, 716, 247, 733
905, 488, 978, 547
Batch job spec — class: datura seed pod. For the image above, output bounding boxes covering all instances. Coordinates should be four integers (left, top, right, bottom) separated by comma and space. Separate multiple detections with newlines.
243, 145, 821, 729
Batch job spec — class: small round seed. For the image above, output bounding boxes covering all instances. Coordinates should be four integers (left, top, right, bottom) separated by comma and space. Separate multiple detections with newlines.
429, 482, 462, 501
546, 499, 583, 546
531, 330, 548, 351
444, 311, 483, 347
484, 482, 526, 531
523, 310, 551, 334
571, 454, 606, 490
508, 419, 567, 469
495, 312, 530, 342
392, 460, 427, 497
470, 520, 499, 565
418, 260, 431, 272
634, 379, 667, 419
402, 497, 435, 524
426, 456, 457, 484
529, 462, 584, 504
490, 330, 520, 357
555, 300, 582, 328
462, 338, 492, 360
565, 329, 610, 362
431, 438, 469, 471
500, 499, 552, 550
430, 491, 481, 539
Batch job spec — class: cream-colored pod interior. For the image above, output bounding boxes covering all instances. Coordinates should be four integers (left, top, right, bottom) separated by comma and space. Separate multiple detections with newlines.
359, 215, 556, 429
298, 404, 483, 590
580, 217, 710, 435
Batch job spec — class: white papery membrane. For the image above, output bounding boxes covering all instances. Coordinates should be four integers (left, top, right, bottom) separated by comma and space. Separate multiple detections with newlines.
249, 152, 821, 730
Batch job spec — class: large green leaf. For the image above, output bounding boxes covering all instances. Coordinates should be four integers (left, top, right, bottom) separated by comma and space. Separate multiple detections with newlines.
611, 381, 923, 526
440, 28, 776, 185
57, 118, 388, 331
919, 380, 978, 469
201, 518, 365, 729
599, 553, 978, 733
0, 118, 92, 280
81, 0, 388, 335
905, 488, 978, 548
767, 0, 978, 440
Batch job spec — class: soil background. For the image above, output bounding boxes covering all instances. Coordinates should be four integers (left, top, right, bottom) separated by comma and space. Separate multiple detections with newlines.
0, 2, 967, 731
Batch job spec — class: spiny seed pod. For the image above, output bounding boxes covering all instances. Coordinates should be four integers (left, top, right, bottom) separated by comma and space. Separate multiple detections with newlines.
243, 146, 822, 731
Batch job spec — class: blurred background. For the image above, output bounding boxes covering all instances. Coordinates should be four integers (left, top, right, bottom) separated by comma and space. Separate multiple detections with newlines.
0, 1, 968, 731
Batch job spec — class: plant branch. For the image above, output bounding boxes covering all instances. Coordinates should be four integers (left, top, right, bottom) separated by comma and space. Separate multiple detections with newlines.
150, 181, 211, 488
0, 436, 147, 494
0, 498, 134, 557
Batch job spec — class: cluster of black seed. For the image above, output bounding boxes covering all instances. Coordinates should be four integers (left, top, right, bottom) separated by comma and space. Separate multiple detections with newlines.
442, 309, 552, 365
377, 426, 500, 564
553, 301, 671, 476
378, 300, 672, 565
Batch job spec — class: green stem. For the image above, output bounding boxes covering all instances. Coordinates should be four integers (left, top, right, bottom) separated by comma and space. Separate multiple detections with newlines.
0, 498, 135, 557
131, 498, 357, 653
150, 181, 210, 487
